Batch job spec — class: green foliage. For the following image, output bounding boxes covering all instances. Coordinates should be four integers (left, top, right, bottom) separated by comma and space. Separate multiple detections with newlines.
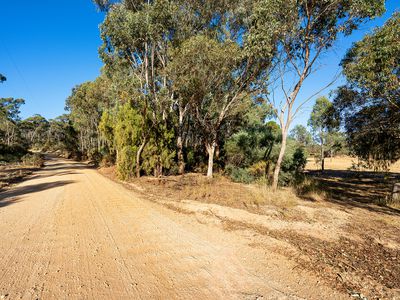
247, 0, 385, 59
226, 165, 255, 184
142, 124, 175, 176
308, 96, 345, 169
46, 115, 79, 158
246, 0, 385, 189
19, 114, 49, 149
225, 115, 307, 185
225, 119, 279, 169
0, 98, 26, 147
279, 145, 307, 186
334, 12, 400, 169
113, 103, 144, 179
66, 77, 111, 159
309, 97, 333, 134
0, 144, 27, 162
168, 34, 257, 177
290, 125, 312, 148
341, 12, 399, 107
0, 98, 25, 122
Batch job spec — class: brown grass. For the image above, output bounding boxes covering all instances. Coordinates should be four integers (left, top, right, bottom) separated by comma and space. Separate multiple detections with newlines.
306, 155, 400, 172
132, 173, 303, 214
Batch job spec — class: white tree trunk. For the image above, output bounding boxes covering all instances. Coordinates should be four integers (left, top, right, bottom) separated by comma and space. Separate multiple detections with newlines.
206, 142, 216, 178
272, 129, 288, 191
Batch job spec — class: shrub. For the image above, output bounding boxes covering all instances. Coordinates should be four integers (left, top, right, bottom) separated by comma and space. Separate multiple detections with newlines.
248, 161, 267, 177
21, 153, 45, 167
0, 144, 28, 162
116, 146, 136, 180
226, 165, 254, 183
279, 147, 308, 186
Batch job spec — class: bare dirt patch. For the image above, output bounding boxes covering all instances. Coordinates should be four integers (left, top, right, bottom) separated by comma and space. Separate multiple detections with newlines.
223, 219, 400, 299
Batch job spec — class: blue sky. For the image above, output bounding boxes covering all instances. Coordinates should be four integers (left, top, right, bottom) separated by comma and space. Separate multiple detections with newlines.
0, 0, 398, 126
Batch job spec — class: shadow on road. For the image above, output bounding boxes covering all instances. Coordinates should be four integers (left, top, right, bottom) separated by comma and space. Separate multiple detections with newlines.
0, 180, 75, 207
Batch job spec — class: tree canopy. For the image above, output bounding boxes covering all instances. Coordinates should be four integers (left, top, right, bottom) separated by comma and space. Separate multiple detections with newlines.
333, 12, 400, 169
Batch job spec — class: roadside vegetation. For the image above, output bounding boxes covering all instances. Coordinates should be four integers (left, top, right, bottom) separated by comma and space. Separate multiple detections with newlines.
1, 1, 399, 204
67, 1, 395, 184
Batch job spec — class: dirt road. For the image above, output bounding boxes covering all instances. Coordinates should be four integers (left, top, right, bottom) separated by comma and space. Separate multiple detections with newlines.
0, 157, 346, 299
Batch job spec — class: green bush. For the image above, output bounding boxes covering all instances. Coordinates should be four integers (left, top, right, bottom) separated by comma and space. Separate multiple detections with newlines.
226, 165, 255, 183
116, 146, 136, 180
0, 144, 28, 162
279, 147, 308, 186
21, 153, 45, 167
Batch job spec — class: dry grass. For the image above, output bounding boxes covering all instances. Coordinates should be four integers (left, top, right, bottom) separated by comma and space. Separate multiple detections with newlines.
306, 155, 400, 172
99, 168, 304, 214
246, 185, 299, 209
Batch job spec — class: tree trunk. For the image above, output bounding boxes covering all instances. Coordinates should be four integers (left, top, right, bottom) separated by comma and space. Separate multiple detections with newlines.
264, 143, 273, 179
177, 135, 184, 174
206, 141, 216, 178
321, 141, 325, 172
177, 104, 186, 175
136, 139, 147, 178
272, 130, 288, 191
177, 124, 184, 175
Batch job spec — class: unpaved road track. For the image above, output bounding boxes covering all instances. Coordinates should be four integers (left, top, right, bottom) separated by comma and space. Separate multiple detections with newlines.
0, 157, 345, 299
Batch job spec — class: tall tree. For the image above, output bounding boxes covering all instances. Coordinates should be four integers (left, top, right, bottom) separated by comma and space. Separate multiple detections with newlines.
20, 114, 49, 149
168, 35, 265, 177
308, 97, 333, 172
47, 115, 78, 155
0, 98, 25, 146
246, 0, 385, 189
98, 1, 178, 176
66, 77, 111, 159
333, 12, 400, 169
97, 0, 263, 177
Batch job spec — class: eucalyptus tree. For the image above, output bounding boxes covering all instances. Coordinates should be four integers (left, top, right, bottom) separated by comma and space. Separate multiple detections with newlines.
19, 114, 49, 149
96, 0, 261, 177
66, 76, 111, 159
246, 0, 385, 189
169, 35, 267, 177
333, 12, 400, 170
308, 97, 334, 172
0, 97, 25, 146
47, 115, 78, 155
289, 125, 312, 149
98, 1, 181, 176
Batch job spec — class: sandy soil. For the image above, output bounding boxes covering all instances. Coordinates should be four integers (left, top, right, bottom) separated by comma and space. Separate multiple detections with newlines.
0, 157, 348, 299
